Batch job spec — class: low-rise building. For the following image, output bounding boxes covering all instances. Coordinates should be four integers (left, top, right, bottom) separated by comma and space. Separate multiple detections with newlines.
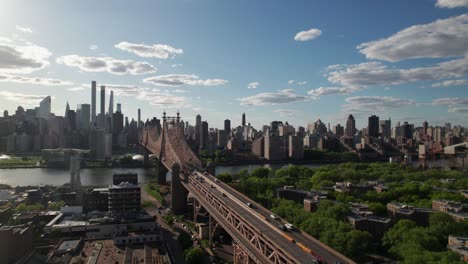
448, 235, 468, 262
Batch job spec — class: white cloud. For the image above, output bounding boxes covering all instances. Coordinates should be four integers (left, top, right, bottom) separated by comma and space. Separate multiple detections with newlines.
327, 56, 468, 88
307, 87, 357, 97
247, 81, 259, 89
358, 14, 468, 62
0, 37, 51, 74
0, 74, 73, 86
143, 74, 228, 87
432, 79, 468, 87
273, 109, 300, 117
115, 41, 183, 59
448, 107, 468, 113
15, 25, 32, 33
239, 89, 309, 106
436, 0, 468, 8
0, 91, 49, 106
432, 97, 468, 106
171, 64, 182, 68
343, 96, 415, 114
288, 80, 307, 85
56, 55, 157, 75
294, 28, 322, 41
89, 44, 98, 50
68, 86, 86, 91
84, 83, 190, 108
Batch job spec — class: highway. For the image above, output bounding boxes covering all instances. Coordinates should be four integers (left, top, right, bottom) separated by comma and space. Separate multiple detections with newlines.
185, 171, 317, 263
193, 171, 356, 264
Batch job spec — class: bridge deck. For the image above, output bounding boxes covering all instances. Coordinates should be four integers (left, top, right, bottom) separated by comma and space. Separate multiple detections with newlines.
192, 171, 355, 264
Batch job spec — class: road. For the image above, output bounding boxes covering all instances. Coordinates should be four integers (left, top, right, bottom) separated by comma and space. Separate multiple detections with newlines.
192, 171, 355, 264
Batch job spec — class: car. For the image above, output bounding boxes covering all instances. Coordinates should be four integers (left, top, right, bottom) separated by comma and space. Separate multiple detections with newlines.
215, 179, 220, 183
278, 225, 286, 231
246, 202, 252, 207
210, 184, 214, 188
270, 214, 278, 220
285, 223, 294, 230
222, 192, 226, 197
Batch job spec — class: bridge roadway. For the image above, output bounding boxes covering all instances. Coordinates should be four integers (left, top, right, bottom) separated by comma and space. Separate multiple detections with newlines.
193, 171, 355, 264
184, 171, 317, 263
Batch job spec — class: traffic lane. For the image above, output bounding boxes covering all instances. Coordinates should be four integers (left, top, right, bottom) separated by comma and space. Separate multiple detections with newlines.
196, 178, 318, 263
185, 184, 272, 264
198, 172, 354, 264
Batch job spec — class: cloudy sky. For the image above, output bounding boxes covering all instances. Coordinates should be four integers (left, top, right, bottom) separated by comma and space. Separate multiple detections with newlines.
0, 0, 467, 128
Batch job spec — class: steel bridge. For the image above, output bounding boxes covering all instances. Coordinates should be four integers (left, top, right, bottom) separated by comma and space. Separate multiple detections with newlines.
140, 118, 355, 264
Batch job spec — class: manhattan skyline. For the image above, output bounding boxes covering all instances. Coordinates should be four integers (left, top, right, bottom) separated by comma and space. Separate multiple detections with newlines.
0, 0, 467, 128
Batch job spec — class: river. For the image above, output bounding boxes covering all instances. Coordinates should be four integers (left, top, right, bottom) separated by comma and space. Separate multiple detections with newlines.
0, 163, 324, 187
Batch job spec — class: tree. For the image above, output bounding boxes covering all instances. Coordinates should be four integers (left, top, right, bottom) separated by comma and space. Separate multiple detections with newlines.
178, 232, 193, 250
217, 173, 232, 183
184, 247, 204, 264
250, 167, 270, 178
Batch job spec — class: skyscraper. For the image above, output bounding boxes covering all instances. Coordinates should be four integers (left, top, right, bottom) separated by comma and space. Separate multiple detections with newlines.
37, 96, 51, 120
109, 90, 114, 131
138, 109, 141, 128
345, 114, 356, 138
100, 85, 105, 116
423, 120, 428, 135
77, 104, 90, 130
200, 121, 208, 151
242, 113, 246, 127
65, 101, 70, 118
195, 114, 202, 149
224, 119, 231, 132
91, 81, 97, 125
368, 115, 379, 138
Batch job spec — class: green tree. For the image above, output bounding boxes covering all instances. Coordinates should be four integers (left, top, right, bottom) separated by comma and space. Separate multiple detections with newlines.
184, 247, 204, 264
178, 232, 193, 250
217, 173, 233, 183
250, 167, 270, 178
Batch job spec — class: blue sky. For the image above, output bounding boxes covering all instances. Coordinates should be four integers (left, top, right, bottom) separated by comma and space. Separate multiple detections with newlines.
0, 0, 467, 129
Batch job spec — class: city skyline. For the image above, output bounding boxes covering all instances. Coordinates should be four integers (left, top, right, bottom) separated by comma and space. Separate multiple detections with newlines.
0, 0, 468, 129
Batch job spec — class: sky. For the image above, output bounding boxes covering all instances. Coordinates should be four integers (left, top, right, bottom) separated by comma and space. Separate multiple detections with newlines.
0, 0, 467, 129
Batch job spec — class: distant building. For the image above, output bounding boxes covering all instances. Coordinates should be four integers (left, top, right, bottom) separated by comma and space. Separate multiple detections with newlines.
264, 134, 286, 161
37, 96, 51, 120
252, 137, 264, 157
345, 114, 356, 138
289, 135, 304, 160
224, 119, 231, 132
368, 115, 379, 138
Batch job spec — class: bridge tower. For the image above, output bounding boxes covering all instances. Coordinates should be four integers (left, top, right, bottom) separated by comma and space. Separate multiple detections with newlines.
170, 163, 188, 213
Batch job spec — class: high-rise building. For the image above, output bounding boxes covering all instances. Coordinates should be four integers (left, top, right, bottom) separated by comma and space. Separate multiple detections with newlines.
91, 81, 97, 125
117, 103, 122, 113
109, 90, 114, 131
195, 114, 202, 149
137, 109, 141, 128
65, 102, 70, 118
333, 124, 344, 137
77, 104, 90, 130
368, 115, 379, 138
422, 121, 428, 135
345, 114, 356, 137
242, 113, 246, 127
224, 119, 231, 132
100, 85, 105, 116
37, 96, 51, 120
200, 121, 208, 151
402, 122, 413, 140
379, 119, 391, 138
